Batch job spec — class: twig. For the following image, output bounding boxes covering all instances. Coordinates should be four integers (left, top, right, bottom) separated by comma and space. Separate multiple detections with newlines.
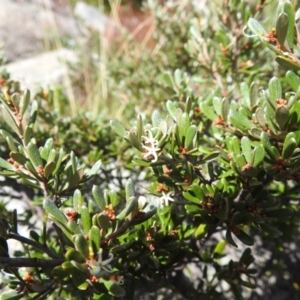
7, 233, 60, 259
0, 257, 64, 269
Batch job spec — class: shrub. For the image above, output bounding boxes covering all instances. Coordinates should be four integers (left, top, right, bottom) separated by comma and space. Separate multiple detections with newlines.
0, 0, 300, 299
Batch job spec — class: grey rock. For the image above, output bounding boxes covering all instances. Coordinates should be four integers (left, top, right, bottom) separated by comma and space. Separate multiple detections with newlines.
2, 48, 77, 92
74, 1, 118, 36
0, 0, 80, 62
74, 1, 109, 33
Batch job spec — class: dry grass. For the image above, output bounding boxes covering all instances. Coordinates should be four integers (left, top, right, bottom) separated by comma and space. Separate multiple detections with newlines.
40, 0, 158, 118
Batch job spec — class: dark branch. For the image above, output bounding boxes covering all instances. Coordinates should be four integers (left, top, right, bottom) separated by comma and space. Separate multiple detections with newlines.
7, 233, 60, 259
0, 257, 64, 269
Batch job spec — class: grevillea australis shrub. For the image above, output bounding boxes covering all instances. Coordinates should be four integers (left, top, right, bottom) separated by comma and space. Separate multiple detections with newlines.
1, 0, 300, 299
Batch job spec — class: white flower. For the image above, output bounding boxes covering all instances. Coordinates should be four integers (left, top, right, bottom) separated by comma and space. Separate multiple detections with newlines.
160, 191, 175, 207
138, 195, 147, 210
87, 248, 114, 277
141, 130, 160, 162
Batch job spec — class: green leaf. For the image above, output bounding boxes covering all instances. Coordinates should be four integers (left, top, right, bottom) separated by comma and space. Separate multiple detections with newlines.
105, 281, 126, 297
284, 2, 295, 50
20, 177, 41, 189
263, 208, 293, 218
109, 190, 119, 207
29, 230, 40, 242
201, 103, 217, 121
276, 12, 289, 48
259, 221, 282, 237
221, 98, 229, 122
125, 178, 135, 202
213, 240, 226, 255
86, 159, 101, 177
240, 82, 250, 107
250, 127, 262, 139
250, 82, 259, 107
116, 198, 138, 221
286, 71, 300, 92
255, 107, 266, 128
166, 100, 178, 121
233, 229, 254, 246
110, 120, 126, 137
1, 292, 24, 300
132, 159, 151, 167
65, 248, 86, 263
74, 234, 89, 258
52, 266, 70, 279
80, 206, 91, 235
44, 137, 54, 151
6, 136, 17, 152
92, 185, 106, 211
226, 229, 238, 248
242, 213, 255, 225
112, 240, 135, 254
183, 191, 200, 204
71, 270, 88, 290
127, 131, 143, 151
231, 211, 242, 225
152, 110, 162, 127
160, 72, 175, 89
131, 206, 157, 225
20, 89, 30, 117
230, 136, 241, 156
282, 135, 297, 159
174, 68, 182, 87
10, 152, 27, 165
261, 132, 278, 161
66, 165, 80, 189
190, 184, 204, 199
241, 137, 252, 163
276, 56, 300, 70
229, 110, 254, 130
247, 18, 267, 35
97, 213, 111, 230
179, 112, 190, 141
275, 105, 289, 130
213, 97, 222, 116
240, 248, 254, 266
184, 125, 197, 148
27, 142, 43, 167
43, 198, 68, 226
269, 77, 282, 103
28, 100, 38, 128
252, 145, 265, 167
39, 147, 48, 161
137, 114, 143, 141
52, 148, 66, 175
201, 151, 219, 163
195, 224, 207, 238
258, 196, 277, 209
235, 154, 247, 169
44, 161, 56, 178
70, 151, 77, 174
0, 104, 19, 134
73, 189, 83, 211
89, 226, 100, 256
22, 126, 31, 146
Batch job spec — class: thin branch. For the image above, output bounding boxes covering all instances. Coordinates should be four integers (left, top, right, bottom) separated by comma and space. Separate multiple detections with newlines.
7, 233, 60, 259
0, 257, 64, 269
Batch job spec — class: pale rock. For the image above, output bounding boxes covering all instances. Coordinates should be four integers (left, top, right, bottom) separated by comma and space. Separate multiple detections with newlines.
2, 48, 77, 93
